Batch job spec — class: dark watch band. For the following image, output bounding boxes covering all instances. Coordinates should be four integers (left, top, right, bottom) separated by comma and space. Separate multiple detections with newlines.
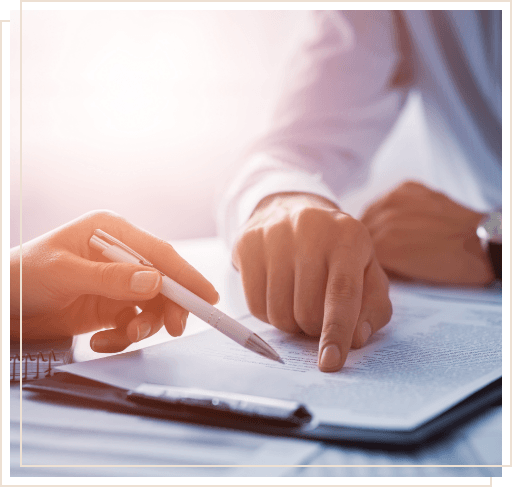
477, 210, 502, 282
488, 241, 502, 281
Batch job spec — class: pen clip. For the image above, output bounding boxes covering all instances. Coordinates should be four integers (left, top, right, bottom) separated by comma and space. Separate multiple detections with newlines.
93, 229, 156, 268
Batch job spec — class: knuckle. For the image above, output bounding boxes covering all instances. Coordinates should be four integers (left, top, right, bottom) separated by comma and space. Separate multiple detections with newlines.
334, 212, 357, 228
264, 222, 292, 248
294, 307, 323, 336
336, 215, 371, 245
326, 274, 359, 302
321, 321, 342, 338
400, 180, 416, 189
245, 293, 268, 323
382, 181, 419, 206
351, 218, 371, 241
233, 229, 263, 269
369, 208, 392, 227
297, 320, 322, 337
268, 308, 297, 333
400, 180, 421, 191
380, 265, 391, 289
235, 228, 262, 255
294, 207, 338, 236
383, 299, 393, 325
171, 258, 188, 284
350, 333, 364, 349
152, 238, 175, 261
97, 262, 118, 287
295, 206, 323, 226
237, 227, 258, 247
249, 308, 269, 324
369, 293, 393, 330
88, 209, 121, 223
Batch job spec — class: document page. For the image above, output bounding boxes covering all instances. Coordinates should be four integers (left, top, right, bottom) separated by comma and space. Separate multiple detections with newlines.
59, 285, 502, 431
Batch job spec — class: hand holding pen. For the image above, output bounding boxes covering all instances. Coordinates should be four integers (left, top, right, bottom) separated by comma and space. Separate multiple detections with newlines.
10, 210, 219, 352
90, 229, 282, 362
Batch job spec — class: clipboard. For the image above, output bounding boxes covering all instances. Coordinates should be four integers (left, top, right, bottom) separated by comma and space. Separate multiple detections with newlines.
23, 372, 502, 446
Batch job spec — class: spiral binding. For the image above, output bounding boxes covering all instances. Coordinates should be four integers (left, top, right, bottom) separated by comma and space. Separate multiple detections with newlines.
10, 350, 62, 381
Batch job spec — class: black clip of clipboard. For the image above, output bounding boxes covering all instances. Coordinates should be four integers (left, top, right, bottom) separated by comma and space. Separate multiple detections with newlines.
23, 372, 312, 429
126, 383, 312, 427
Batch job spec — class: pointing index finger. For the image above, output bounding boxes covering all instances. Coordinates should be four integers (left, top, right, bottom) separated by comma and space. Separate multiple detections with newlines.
318, 258, 365, 372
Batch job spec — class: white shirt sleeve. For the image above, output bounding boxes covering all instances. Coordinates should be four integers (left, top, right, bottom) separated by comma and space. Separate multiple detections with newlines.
217, 11, 409, 248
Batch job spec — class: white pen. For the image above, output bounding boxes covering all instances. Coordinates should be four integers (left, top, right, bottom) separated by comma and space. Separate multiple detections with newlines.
89, 229, 284, 364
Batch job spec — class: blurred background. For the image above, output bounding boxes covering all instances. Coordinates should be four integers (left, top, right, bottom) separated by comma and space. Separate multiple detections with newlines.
11, 10, 441, 248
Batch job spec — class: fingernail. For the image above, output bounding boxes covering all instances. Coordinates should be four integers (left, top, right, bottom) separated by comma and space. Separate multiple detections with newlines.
214, 292, 220, 305
361, 321, 372, 344
130, 271, 159, 294
181, 312, 188, 333
91, 338, 109, 352
320, 344, 341, 370
136, 322, 152, 342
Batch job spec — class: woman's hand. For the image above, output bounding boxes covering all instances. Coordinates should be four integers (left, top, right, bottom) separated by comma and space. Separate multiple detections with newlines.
10, 210, 219, 353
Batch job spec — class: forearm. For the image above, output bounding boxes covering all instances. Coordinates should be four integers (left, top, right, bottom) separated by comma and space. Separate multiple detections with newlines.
218, 11, 406, 248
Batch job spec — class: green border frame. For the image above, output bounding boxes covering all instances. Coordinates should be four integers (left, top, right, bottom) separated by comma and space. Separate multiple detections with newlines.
0, 0, 512, 487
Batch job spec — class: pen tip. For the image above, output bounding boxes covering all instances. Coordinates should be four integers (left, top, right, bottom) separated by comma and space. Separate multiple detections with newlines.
246, 333, 285, 364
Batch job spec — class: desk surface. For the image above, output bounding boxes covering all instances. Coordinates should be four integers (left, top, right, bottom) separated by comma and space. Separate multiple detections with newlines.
10, 237, 503, 478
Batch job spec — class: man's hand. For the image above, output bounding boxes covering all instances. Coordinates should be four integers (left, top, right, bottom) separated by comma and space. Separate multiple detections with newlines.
11, 210, 219, 352
232, 193, 393, 373
360, 181, 494, 285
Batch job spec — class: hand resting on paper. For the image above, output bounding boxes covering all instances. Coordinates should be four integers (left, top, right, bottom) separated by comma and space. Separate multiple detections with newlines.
10, 210, 219, 353
360, 181, 494, 285
232, 193, 393, 373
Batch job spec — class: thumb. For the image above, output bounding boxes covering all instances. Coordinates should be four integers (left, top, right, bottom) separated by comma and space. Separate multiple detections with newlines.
69, 256, 162, 300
